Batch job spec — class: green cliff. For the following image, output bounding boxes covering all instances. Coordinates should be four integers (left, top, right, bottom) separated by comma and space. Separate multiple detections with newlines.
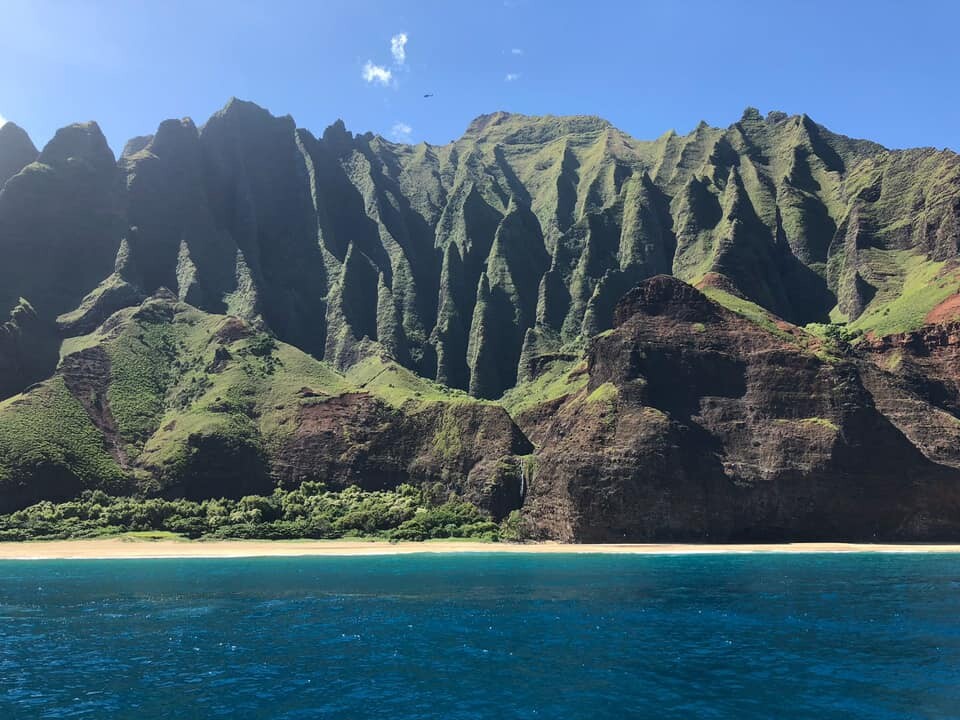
2, 101, 960, 540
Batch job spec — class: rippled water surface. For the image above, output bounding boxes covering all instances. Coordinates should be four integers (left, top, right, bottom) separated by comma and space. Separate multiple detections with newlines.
2, 553, 960, 719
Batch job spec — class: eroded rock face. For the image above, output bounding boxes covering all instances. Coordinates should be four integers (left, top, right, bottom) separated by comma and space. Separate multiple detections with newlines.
521, 276, 960, 541
3, 102, 960, 538
860, 324, 960, 469
0, 122, 37, 188
0, 122, 124, 320
6, 101, 959, 401
0, 299, 59, 400
0, 294, 534, 518
274, 394, 530, 520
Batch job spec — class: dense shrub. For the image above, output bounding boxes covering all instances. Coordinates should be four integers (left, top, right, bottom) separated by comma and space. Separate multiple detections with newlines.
0, 484, 507, 542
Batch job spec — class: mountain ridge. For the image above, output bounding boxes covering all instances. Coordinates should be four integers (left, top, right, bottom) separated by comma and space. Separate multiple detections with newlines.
4, 99, 960, 401
4, 99, 960, 387
3, 99, 960, 540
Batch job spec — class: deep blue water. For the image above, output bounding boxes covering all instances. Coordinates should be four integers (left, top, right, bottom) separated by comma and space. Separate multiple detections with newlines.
1, 553, 960, 719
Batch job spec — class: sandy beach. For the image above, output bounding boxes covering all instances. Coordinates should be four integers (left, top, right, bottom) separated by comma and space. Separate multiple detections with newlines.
1, 538, 960, 560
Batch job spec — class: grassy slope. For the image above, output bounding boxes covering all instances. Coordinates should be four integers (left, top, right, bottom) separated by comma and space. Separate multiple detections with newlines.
3, 113, 958, 499
701, 286, 797, 342
3, 298, 489, 495
453, 113, 959, 344
503, 283, 819, 421
0, 267, 926, 511
0, 377, 126, 490
344, 355, 474, 409
845, 251, 960, 336
500, 358, 588, 417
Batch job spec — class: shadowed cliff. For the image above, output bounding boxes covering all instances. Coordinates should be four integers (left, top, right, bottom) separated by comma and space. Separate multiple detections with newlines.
3, 102, 960, 541
4, 101, 957, 402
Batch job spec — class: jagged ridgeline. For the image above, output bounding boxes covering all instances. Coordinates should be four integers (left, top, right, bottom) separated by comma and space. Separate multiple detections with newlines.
4, 102, 960, 541
1, 102, 959, 402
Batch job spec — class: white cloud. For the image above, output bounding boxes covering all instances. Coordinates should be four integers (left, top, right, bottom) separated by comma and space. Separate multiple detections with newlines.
391, 32, 408, 65
0, 113, 6, 127
505, 73, 521, 82
390, 122, 413, 142
511, 48, 523, 55
362, 61, 393, 85
362, 32, 408, 87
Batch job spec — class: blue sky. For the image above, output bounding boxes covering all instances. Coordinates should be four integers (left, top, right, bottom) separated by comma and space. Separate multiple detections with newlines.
1, 0, 957, 155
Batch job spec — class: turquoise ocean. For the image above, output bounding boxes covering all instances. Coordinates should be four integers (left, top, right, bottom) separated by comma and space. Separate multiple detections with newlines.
2, 553, 959, 719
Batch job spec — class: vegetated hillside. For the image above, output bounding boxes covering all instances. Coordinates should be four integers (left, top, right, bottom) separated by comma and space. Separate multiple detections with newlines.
3, 101, 959, 402
1, 101, 960, 541
0, 292, 529, 519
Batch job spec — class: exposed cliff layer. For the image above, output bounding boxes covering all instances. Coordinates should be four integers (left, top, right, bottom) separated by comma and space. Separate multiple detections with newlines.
2, 102, 960, 540
3, 102, 958, 402
517, 276, 960, 541
0, 294, 528, 517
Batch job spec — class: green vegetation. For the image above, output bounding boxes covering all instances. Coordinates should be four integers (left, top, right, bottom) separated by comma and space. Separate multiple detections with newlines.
7, 102, 960, 413
585, 382, 618, 404
701, 286, 796, 341
107, 309, 181, 447
5, 102, 960, 538
0, 484, 507, 542
0, 377, 127, 492
846, 252, 960, 337
500, 358, 588, 416
805, 322, 860, 344
804, 322, 862, 356
55, 272, 140, 333
800, 417, 839, 430
345, 355, 470, 408
132, 309, 353, 479
881, 350, 904, 372
498, 509, 523, 542
4, 293, 508, 505
431, 404, 467, 459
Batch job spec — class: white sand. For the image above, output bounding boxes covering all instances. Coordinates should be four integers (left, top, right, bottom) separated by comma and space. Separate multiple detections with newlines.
2, 538, 960, 560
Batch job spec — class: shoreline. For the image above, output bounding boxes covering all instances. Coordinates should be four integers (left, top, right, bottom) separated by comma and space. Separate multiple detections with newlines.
2, 538, 960, 560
